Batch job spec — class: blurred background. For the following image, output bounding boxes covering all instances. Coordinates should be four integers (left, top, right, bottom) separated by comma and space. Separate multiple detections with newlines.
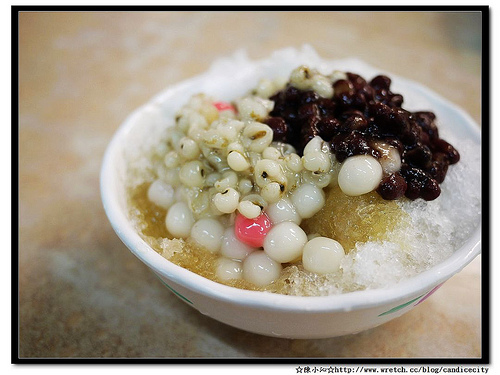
18, 10, 482, 358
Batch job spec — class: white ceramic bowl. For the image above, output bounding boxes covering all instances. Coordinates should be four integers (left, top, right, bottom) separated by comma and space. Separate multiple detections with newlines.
100, 47, 481, 339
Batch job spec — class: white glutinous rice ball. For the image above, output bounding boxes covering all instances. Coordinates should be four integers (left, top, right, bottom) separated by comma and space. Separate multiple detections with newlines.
216, 257, 243, 281
266, 198, 301, 225
165, 201, 195, 238
338, 155, 383, 196
147, 179, 175, 210
263, 221, 308, 263
290, 183, 325, 219
302, 237, 345, 274
220, 226, 256, 260
190, 218, 225, 253
242, 251, 282, 286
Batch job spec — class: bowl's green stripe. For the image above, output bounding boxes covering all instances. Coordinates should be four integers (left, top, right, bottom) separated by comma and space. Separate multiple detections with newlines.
378, 294, 424, 317
154, 274, 194, 305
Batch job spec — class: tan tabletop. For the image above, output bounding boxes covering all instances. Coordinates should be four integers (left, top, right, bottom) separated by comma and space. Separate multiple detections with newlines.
18, 11, 482, 359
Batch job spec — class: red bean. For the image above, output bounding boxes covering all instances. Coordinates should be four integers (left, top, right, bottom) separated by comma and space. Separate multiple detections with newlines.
264, 117, 290, 143
370, 75, 392, 90
377, 173, 407, 200
317, 117, 340, 141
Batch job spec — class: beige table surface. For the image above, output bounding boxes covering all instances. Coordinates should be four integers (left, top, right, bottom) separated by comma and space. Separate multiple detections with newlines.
18, 10, 483, 359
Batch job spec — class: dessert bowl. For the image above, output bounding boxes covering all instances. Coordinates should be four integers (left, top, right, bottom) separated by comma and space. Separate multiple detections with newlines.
100, 46, 481, 338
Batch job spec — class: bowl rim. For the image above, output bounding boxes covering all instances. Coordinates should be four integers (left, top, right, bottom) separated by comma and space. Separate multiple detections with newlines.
100, 60, 482, 314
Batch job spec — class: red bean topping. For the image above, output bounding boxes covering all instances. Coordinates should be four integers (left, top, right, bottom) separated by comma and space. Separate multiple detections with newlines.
377, 173, 407, 200
347, 72, 367, 89
413, 111, 439, 140
428, 153, 450, 183
300, 90, 320, 105
420, 178, 441, 201
264, 117, 290, 143
316, 98, 337, 117
370, 75, 392, 90
317, 117, 340, 141
265, 72, 460, 200
332, 132, 379, 162
390, 94, 404, 107
333, 79, 355, 97
298, 103, 321, 120
431, 138, 460, 164
403, 143, 433, 169
341, 113, 368, 133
